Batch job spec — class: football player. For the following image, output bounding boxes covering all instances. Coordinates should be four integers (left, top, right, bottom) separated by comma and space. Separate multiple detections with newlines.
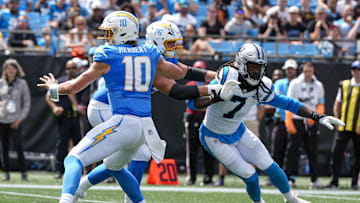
188, 43, 344, 203
75, 20, 238, 203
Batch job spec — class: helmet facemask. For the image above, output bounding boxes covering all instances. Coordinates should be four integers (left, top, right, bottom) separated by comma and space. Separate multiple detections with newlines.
163, 38, 183, 58
236, 55, 266, 86
97, 27, 117, 45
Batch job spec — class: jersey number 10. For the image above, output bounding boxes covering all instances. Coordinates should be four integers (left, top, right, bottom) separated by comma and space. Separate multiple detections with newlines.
123, 56, 151, 92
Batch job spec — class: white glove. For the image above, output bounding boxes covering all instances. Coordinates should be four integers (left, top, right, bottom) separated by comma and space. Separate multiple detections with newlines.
207, 80, 240, 102
220, 80, 240, 100
319, 116, 345, 130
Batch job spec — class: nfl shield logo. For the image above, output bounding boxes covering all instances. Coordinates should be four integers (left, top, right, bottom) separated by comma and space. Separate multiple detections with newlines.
148, 130, 153, 135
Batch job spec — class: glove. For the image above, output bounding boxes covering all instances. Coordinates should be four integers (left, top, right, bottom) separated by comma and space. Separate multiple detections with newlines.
208, 80, 240, 103
166, 57, 178, 65
319, 116, 345, 130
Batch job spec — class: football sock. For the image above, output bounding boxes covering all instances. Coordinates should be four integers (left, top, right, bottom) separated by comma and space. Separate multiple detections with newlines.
263, 162, 290, 193
128, 160, 148, 183
108, 168, 144, 203
243, 173, 261, 202
87, 163, 111, 185
62, 155, 83, 195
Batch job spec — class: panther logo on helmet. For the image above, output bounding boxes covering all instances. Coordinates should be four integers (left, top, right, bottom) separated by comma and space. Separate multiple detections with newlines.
98, 11, 139, 45
235, 43, 267, 86
145, 21, 183, 58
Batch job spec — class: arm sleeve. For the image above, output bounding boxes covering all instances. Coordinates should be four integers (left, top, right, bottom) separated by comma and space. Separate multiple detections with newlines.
187, 99, 198, 110
263, 93, 303, 114
168, 83, 200, 100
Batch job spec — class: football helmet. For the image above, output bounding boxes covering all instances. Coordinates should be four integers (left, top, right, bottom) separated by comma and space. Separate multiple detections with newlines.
145, 21, 183, 58
235, 42, 267, 86
98, 11, 139, 45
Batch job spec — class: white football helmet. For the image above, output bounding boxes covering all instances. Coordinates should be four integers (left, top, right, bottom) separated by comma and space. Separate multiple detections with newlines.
98, 11, 139, 45
145, 21, 183, 58
235, 42, 267, 86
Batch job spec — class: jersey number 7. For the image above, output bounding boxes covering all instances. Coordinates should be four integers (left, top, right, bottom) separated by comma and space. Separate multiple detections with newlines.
223, 96, 246, 119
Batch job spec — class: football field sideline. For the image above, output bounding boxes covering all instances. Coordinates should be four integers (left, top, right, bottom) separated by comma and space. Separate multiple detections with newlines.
0, 183, 359, 202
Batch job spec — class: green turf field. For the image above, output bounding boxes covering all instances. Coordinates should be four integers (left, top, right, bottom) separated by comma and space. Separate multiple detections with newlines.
0, 171, 359, 202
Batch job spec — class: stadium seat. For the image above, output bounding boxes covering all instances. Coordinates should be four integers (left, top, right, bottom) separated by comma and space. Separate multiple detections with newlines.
197, 5, 208, 17
233, 41, 245, 50
303, 43, 319, 56
262, 42, 277, 55
278, 43, 290, 55
27, 12, 41, 30
138, 38, 146, 46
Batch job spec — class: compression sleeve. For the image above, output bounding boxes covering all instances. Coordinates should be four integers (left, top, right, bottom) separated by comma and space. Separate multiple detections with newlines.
263, 93, 303, 114
168, 84, 200, 100
184, 66, 208, 82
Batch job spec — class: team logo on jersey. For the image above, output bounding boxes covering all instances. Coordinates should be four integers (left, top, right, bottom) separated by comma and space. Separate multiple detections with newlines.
95, 47, 107, 57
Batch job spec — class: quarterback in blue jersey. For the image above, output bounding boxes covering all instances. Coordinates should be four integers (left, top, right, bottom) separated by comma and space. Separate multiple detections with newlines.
38, 11, 191, 203
188, 43, 344, 203
74, 20, 239, 203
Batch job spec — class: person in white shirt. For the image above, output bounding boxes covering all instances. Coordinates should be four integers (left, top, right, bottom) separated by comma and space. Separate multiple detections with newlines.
283, 62, 325, 189
263, 0, 289, 25
161, 0, 196, 34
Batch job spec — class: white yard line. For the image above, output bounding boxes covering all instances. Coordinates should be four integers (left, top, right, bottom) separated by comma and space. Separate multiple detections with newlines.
0, 184, 359, 202
0, 184, 359, 196
0, 191, 118, 203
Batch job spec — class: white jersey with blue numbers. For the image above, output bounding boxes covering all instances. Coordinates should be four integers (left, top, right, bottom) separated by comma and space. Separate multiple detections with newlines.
93, 43, 160, 117
203, 66, 275, 136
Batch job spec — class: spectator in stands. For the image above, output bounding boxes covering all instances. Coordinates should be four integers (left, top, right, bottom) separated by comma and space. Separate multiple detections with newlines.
264, 0, 289, 26
284, 62, 325, 189
325, 60, 360, 190
224, 7, 252, 37
150, 0, 176, 17
161, 0, 196, 34
198, 4, 225, 41
140, 2, 160, 35
184, 61, 216, 186
299, 0, 315, 27
25, 0, 33, 13
348, 17, 360, 40
45, 59, 83, 179
38, 26, 57, 55
182, 24, 217, 59
63, 6, 82, 31
334, 5, 355, 39
324, 24, 348, 59
66, 15, 96, 58
214, 0, 229, 26
69, 0, 87, 17
308, 5, 331, 43
0, 58, 30, 181
284, 6, 306, 44
35, 0, 50, 16
318, 0, 340, 22
0, 0, 20, 37
47, 0, 69, 30
174, 0, 198, 16
8, 14, 38, 52
336, 0, 356, 15
259, 12, 285, 40
242, 0, 269, 25
85, 1, 104, 32
119, 2, 136, 16
354, 4, 360, 19
104, 0, 120, 16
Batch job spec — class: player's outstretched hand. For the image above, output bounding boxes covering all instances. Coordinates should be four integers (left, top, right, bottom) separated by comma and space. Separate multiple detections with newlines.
37, 73, 58, 90
319, 116, 345, 130
219, 80, 240, 100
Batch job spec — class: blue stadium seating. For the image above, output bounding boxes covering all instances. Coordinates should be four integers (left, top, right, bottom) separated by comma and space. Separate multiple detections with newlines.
262, 42, 277, 55
197, 4, 208, 17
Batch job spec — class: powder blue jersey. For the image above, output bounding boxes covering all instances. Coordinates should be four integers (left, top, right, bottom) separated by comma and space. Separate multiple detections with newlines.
92, 86, 109, 104
93, 44, 160, 117
0, 10, 19, 37
48, 3, 69, 21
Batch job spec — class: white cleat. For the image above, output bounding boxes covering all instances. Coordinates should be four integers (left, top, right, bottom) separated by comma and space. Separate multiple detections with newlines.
73, 190, 86, 203
285, 194, 311, 203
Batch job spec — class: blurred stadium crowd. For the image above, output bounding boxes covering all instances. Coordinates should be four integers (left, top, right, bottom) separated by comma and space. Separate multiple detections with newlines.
0, 0, 359, 60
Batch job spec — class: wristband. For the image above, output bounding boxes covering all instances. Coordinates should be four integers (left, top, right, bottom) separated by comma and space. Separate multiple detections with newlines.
49, 84, 59, 102
310, 112, 325, 121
